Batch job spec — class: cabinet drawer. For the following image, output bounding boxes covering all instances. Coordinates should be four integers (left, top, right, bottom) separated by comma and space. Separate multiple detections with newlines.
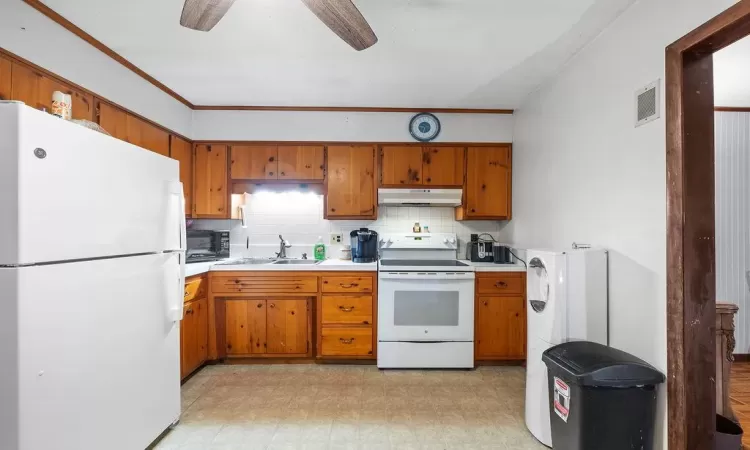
184, 276, 207, 303
477, 274, 524, 295
322, 296, 373, 325
321, 276, 373, 293
321, 328, 373, 356
212, 275, 317, 294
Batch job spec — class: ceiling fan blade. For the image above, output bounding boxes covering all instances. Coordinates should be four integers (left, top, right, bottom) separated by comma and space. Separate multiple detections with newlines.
180, 0, 236, 32
300, 0, 378, 51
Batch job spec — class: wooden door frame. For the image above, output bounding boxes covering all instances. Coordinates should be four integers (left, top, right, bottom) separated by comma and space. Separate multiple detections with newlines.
667, 2, 750, 448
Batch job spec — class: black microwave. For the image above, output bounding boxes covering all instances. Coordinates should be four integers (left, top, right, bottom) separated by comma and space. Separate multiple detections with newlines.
186, 230, 230, 263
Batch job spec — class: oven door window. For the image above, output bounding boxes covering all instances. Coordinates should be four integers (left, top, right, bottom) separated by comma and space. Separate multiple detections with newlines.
393, 291, 459, 326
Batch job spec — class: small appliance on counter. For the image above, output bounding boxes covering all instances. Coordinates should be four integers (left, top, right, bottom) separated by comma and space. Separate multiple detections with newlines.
186, 229, 230, 263
350, 228, 378, 263
493, 242, 514, 264
468, 234, 494, 262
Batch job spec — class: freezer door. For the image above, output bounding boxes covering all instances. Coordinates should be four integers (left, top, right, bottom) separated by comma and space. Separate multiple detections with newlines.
4, 252, 182, 450
0, 103, 184, 265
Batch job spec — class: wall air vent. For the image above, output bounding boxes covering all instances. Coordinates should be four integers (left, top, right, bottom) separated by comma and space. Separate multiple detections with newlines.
635, 80, 660, 127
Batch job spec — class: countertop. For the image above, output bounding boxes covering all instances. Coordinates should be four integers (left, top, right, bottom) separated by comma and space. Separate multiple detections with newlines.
462, 261, 527, 272
185, 259, 377, 277
186, 259, 526, 278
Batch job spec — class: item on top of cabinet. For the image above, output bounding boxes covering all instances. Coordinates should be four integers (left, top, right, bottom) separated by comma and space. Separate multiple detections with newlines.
493, 243, 514, 264
339, 244, 352, 260
51, 91, 72, 120
70, 119, 111, 135
350, 228, 378, 263
314, 236, 326, 261
413, 222, 421, 233
468, 235, 494, 263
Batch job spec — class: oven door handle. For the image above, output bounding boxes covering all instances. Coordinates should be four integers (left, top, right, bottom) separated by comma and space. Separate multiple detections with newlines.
378, 272, 475, 281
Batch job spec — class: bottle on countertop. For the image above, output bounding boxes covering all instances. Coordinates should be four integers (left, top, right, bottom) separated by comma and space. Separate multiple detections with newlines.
314, 236, 326, 261
413, 222, 421, 233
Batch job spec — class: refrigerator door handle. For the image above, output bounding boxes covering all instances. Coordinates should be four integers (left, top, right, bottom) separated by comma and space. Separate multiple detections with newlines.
165, 252, 185, 322
169, 181, 187, 251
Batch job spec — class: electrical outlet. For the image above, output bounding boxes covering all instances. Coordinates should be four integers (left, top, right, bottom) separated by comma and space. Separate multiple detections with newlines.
330, 233, 343, 245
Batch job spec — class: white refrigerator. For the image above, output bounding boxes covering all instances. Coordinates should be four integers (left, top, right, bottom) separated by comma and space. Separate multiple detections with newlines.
0, 102, 186, 450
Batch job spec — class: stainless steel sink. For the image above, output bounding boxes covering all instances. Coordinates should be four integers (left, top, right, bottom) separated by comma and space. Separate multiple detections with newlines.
271, 260, 321, 265
214, 258, 277, 266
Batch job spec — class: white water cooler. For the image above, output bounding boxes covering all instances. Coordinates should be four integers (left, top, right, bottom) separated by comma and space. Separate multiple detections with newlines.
524, 248, 608, 447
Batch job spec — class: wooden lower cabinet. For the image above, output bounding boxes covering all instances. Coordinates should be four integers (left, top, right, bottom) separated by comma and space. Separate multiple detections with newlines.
181, 275, 209, 379
222, 298, 310, 357
475, 273, 527, 361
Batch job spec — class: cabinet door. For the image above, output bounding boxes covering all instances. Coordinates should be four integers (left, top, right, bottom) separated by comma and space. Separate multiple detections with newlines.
126, 114, 169, 156
180, 301, 195, 379
277, 145, 325, 180
465, 146, 511, 218
423, 147, 465, 186
0, 54, 11, 101
194, 144, 228, 217
11, 62, 94, 121
170, 136, 193, 216
96, 100, 128, 141
266, 299, 307, 354
181, 298, 208, 378
326, 146, 376, 219
231, 145, 278, 179
380, 146, 422, 186
225, 299, 267, 355
476, 295, 525, 359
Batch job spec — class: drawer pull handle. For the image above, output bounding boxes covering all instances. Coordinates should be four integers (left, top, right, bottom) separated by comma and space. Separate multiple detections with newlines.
339, 338, 355, 344
340, 283, 358, 288
184, 291, 189, 297
339, 306, 355, 312
495, 281, 508, 288
185, 308, 194, 315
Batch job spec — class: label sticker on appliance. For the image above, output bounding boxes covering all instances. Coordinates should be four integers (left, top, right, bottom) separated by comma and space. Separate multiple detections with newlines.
553, 377, 571, 423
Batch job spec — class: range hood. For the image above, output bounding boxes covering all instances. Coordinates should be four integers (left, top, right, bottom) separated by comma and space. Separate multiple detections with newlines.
377, 188, 463, 206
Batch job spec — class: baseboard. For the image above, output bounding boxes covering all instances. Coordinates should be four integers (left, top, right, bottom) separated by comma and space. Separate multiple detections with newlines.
734, 354, 750, 362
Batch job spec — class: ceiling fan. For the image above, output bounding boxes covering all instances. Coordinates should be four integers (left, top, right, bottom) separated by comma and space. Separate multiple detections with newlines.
179, 0, 378, 51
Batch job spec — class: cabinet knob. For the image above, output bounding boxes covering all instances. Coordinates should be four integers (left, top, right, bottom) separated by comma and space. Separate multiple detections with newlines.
269, 172, 274, 176
280, 172, 285, 176
426, 178, 431, 182
257, 303, 263, 308
483, 301, 488, 306
269, 303, 276, 308
471, 209, 476, 213
331, 208, 336, 212
269, 157, 275, 162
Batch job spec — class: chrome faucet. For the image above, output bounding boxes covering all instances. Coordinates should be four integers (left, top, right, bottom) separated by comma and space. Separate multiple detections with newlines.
276, 235, 292, 259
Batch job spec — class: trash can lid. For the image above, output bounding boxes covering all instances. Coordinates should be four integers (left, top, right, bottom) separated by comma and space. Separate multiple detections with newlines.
542, 341, 666, 388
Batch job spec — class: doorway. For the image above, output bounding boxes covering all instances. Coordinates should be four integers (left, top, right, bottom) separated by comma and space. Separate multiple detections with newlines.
666, 1, 750, 448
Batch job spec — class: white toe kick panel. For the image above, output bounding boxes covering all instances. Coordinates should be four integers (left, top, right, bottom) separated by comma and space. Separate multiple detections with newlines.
377, 342, 474, 369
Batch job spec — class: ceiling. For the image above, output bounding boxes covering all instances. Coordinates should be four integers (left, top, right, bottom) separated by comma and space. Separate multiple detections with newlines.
39, 0, 634, 108
714, 35, 750, 107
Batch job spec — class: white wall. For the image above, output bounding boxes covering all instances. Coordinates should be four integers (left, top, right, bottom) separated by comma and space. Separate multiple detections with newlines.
191, 110, 513, 142
0, 0, 192, 137
192, 194, 510, 260
715, 112, 750, 353
714, 35, 750, 107
507, 0, 736, 446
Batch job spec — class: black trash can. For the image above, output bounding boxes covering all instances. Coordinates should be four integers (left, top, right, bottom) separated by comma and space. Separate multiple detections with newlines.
542, 341, 666, 450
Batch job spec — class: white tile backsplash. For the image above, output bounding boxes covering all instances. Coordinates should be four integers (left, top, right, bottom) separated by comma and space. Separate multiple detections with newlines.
210, 192, 511, 260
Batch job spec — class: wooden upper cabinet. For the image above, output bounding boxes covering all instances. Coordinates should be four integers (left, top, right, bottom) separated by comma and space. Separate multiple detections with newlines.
170, 136, 193, 216
277, 146, 325, 180
126, 114, 169, 156
459, 146, 512, 219
326, 145, 377, 219
231, 145, 277, 180
0, 54, 11, 101
96, 100, 128, 141
11, 62, 94, 121
422, 147, 465, 186
266, 299, 307, 354
476, 295, 526, 359
194, 144, 228, 218
381, 146, 422, 186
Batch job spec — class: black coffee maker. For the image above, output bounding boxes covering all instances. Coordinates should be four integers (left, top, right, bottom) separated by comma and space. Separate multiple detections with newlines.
350, 228, 378, 263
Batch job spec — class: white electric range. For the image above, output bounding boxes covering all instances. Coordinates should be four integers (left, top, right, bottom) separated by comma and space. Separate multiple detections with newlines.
377, 233, 475, 369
